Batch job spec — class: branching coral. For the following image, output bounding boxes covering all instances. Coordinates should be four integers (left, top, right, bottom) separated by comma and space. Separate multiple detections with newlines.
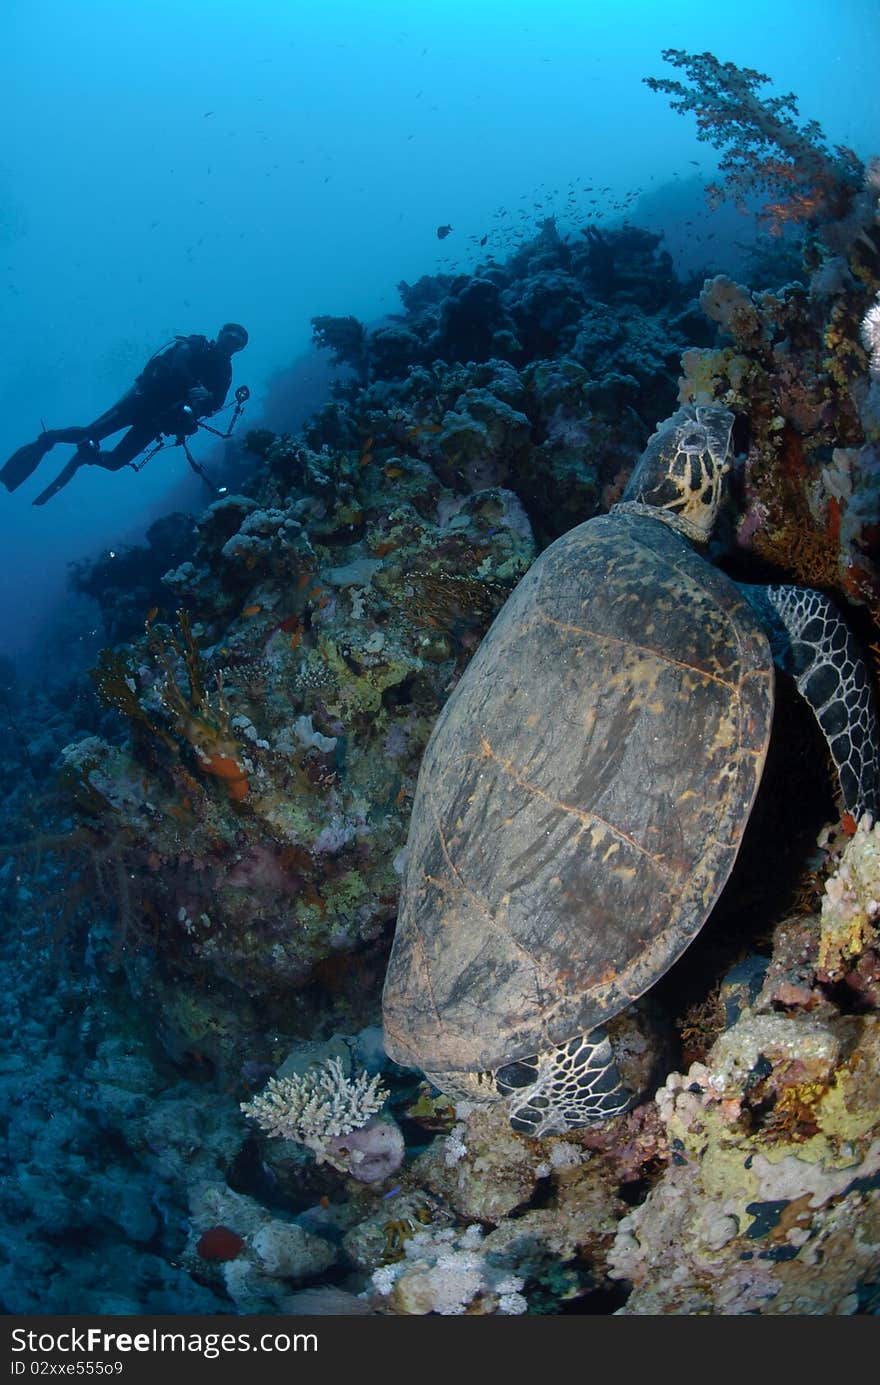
146, 610, 250, 802
91, 611, 251, 802
388, 569, 512, 650
644, 49, 864, 232
90, 649, 175, 750
240, 1057, 388, 1160
311, 315, 368, 380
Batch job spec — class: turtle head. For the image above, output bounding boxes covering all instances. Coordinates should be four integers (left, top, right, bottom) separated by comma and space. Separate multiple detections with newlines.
617, 405, 735, 542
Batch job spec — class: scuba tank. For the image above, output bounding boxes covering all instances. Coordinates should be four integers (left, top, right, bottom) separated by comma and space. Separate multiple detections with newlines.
136, 335, 210, 394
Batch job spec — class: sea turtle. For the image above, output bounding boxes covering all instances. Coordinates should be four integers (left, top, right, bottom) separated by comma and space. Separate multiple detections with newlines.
382, 404, 880, 1137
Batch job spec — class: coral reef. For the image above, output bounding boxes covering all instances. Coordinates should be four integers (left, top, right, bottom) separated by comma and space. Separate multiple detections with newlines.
604, 826, 880, 1313
4, 53, 880, 1316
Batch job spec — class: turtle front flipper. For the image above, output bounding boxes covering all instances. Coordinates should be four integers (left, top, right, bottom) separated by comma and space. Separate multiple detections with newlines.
740, 583, 880, 819
495, 1028, 633, 1137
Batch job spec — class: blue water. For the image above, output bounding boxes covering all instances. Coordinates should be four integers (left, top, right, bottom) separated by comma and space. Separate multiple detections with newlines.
2, 0, 877, 669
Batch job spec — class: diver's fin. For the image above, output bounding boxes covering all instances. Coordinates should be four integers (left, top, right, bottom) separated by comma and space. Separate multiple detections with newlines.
31, 456, 83, 507
0, 436, 53, 492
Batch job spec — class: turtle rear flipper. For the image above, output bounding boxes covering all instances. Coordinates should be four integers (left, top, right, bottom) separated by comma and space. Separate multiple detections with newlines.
496, 1028, 633, 1137
741, 584, 880, 820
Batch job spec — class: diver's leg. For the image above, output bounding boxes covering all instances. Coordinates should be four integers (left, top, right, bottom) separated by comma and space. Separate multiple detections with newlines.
4, 393, 141, 493
31, 413, 153, 504
29, 392, 141, 453
41, 425, 89, 444
10, 390, 147, 499
68, 398, 142, 464
35, 407, 139, 451
38, 421, 158, 502
79, 390, 142, 445
97, 422, 158, 470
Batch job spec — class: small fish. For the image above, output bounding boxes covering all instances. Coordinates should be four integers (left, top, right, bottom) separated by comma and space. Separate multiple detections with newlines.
480, 234, 488, 246
145, 606, 158, 624
203, 111, 214, 118
242, 604, 262, 617
436, 224, 453, 240
383, 1186, 402, 1199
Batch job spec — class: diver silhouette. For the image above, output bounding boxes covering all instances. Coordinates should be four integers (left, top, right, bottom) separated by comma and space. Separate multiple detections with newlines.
1, 323, 249, 506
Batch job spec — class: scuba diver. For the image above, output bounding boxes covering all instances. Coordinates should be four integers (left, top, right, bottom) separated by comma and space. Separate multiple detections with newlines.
1, 323, 250, 506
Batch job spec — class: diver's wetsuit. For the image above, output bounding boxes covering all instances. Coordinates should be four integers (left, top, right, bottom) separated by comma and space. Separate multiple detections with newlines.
1, 334, 235, 505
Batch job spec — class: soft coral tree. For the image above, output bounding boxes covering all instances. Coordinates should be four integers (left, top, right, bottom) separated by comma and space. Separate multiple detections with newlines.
644, 49, 864, 232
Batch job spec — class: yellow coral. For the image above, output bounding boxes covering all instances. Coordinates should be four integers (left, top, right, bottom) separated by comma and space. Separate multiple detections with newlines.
678, 346, 752, 407
756, 1081, 826, 1144
823, 300, 869, 392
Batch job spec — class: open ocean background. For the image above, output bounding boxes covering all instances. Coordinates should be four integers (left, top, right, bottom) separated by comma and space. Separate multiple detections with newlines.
2, 0, 878, 677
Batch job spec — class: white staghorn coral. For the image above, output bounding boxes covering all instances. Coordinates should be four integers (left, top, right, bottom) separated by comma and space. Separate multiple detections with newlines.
240, 1056, 388, 1159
